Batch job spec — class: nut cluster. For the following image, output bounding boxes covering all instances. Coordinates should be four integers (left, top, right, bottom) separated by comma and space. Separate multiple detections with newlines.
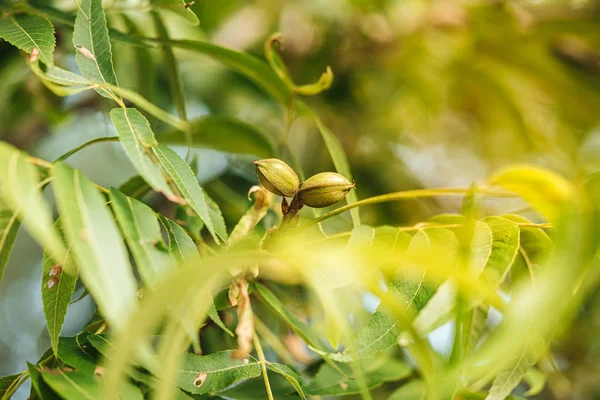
253, 158, 355, 224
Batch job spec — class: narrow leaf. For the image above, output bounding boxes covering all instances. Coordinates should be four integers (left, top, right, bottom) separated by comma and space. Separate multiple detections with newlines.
151, 0, 199, 25
153, 144, 228, 243
110, 108, 180, 202
267, 363, 306, 400
159, 116, 276, 158
486, 350, 536, 400
479, 216, 520, 285
0, 198, 20, 284
0, 373, 24, 399
176, 350, 261, 394
304, 104, 360, 227
26, 362, 60, 400
52, 162, 137, 331
72, 0, 119, 98
387, 380, 426, 400
0, 143, 66, 263
154, 39, 291, 104
41, 369, 143, 400
42, 222, 78, 356
110, 188, 173, 288
151, 12, 187, 121
254, 282, 323, 349
0, 14, 55, 64
304, 358, 412, 396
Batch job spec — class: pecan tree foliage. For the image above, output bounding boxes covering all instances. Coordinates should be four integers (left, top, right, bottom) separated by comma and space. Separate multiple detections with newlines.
0, 1, 599, 400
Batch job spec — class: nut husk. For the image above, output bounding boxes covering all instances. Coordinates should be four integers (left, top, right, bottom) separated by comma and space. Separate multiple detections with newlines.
297, 172, 355, 208
253, 158, 300, 197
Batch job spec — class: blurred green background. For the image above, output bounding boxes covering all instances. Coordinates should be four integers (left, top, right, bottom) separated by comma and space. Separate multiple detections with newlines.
1, 0, 600, 398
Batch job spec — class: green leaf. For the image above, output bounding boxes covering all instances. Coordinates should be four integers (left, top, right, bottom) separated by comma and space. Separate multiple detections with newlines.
254, 282, 323, 349
151, 0, 199, 25
0, 198, 20, 284
523, 367, 546, 396
159, 215, 200, 266
110, 188, 174, 288
27, 362, 61, 400
478, 216, 520, 285
0, 14, 55, 65
387, 380, 426, 400
158, 116, 276, 158
156, 215, 232, 336
0, 373, 25, 399
42, 222, 78, 356
0, 143, 66, 263
57, 334, 100, 374
463, 303, 489, 356
110, 108, 181, 202
176, 350, 261, 395
304, 357, 412, 396
151, 12, 187, 121
72, 0, 119, 98
486, 350, 536, 400
156, 39, 291, 104
153, 144, 228, 243
267, 363, 306, 400
341, 229, 456, 362
51, 162, 137, 331
302, 104, 360, 227
503, 214, 554, 266
489, 165, 573, 223
117, 175, 151, 199
41, 369, 143, 400
29, 62, 90, 87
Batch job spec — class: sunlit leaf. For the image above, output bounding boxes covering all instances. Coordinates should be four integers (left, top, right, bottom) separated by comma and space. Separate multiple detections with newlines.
158, 116, 276, 158
503, 214, 554, 266
52, 162, 137, 331
303, 357, 412, 396
478, 216, 520, 285
0, 143, 66, 263
41, 369, 143, 400
0, 198, 20, 284
489, 165, 573, 222
176, 350, 261, 394
0, 14, 55, 65
486, 349, 536, 400
387, 380, 426, 400
153, 144, 228, 243
110, 188, 173, 288
523, 367, 546, 396
110, 108, 180, 203
42, 222, 78, 356
72, 0, 118, 98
